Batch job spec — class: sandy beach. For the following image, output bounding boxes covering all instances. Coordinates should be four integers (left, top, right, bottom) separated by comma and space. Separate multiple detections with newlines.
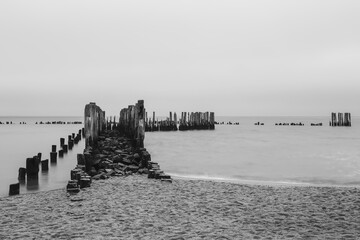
0, 175, 359, 239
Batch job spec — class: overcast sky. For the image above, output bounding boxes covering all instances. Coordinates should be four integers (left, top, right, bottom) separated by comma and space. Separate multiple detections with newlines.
1, 1, 359, 116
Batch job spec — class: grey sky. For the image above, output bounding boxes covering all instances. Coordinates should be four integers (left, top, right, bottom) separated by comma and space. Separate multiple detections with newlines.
1, 1, 359, 116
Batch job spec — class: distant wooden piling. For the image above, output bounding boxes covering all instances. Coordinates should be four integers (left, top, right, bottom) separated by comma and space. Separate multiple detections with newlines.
330, 112, 351, 127
177, 111, 215, 130
144, 110, 214, 132
52, 145, 57, 152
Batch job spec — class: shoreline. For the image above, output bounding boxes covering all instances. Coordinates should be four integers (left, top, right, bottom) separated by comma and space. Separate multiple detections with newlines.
2, 172, 359, 199
1, 174, 359, 239
170, 173, 360, 189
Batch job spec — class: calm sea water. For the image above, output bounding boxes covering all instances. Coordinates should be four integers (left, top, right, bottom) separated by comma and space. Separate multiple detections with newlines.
1, 116, 359, 197
146, 116, 360, 187
0, 117, 84, 197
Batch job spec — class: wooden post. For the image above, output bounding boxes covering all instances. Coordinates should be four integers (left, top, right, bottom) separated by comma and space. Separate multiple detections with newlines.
52, 145, 57, 152
41, 159, 49, 171
18, 167, 26, 181
152, 112, 155, 130
210, 112, 215, 129
60, 138, 65, 147
26, 157, 39, 179
9, 183, 20, 196
136, 100, 145, 148
59, 149, 64, 158
338, 113, 342, 126
174, 112, 178, 130
37, 153, 42, 163
68, 140, 74, 150
348, 113, 351, 126
84, 102, 105, 147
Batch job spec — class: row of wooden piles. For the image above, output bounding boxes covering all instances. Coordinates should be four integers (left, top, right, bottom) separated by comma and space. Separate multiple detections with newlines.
9, 129, 83, 196
144, 111, 215, 131
330, 112, 351, 127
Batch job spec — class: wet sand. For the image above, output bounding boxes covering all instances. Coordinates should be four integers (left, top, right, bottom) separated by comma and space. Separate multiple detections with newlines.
1, 175, 359, 239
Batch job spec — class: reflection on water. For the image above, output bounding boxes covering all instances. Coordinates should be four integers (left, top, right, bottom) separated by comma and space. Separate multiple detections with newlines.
26, 177, 39, 191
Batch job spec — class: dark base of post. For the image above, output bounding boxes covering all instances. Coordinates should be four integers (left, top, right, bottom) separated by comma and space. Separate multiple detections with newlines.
18, 167, 26, 181
59, 149, 64, 158
50, 152, 57, 163
41, 159, 49, 171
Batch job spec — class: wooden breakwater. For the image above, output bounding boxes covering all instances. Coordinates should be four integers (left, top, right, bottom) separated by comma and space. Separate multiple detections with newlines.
145, 111, 178, 131
9, 128, 84, 196
145, 111, 215, 131
67, 100, 171, 194
330, 112, 351, 127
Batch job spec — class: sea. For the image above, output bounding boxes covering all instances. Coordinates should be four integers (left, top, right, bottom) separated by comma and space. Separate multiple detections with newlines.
1, 116, 360, 197
146, 116, 360, 187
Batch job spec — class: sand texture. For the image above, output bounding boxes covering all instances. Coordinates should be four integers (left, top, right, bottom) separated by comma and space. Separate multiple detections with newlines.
1, 175, 360, 239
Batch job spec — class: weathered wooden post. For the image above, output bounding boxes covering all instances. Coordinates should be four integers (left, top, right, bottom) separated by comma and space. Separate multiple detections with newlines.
174, 112, 178, 130
59, 149, 64, 158
26, 157, 39, 179
18, 167, 26, 181
37, 153, 42, 163
60, 138, 65, 147
68, 140, 74, 150
52, 145, 56, 152
338, 113, 343, 126
9, 183, 20, 196
210, 112, 215, 129
84, 102, 105, 147
136, 100, 145, 148
152, 111, 155, 131
41, 159, 49, 171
